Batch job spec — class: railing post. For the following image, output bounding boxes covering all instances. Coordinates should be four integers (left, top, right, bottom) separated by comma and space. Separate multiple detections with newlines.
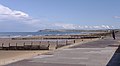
2, 43, 4, 50
23, 42, 25, 50
16, 43, 17, 50
39, 41, 41, 50
74, 40, 75, 43
31, 42, 33, 50
82, 39, 83, 41
66, 40, 67, 45
47, 41, 50, 50
9, 43, 10, 50
56, 40, 58, 49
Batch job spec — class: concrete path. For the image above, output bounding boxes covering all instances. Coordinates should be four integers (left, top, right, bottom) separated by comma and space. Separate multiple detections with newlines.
5, 32, 120, 66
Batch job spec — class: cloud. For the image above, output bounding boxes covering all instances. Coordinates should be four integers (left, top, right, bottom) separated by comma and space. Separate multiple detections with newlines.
54, 23, 112, 29
0, 4, 41, 26
54, 23, 76, 29
113, 16, 120, 19
0, 4, 29, 18
0, 4, 51, 26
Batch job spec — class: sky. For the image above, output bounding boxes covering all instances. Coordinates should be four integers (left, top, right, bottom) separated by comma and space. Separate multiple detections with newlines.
0, 0, 120, 32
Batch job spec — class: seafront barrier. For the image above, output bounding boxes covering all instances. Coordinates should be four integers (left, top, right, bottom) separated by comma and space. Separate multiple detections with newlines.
0, 39, 76, 50
0, 32, 112, 50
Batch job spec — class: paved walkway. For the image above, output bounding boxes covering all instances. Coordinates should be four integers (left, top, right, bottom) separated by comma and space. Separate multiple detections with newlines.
5, 32, 120, 66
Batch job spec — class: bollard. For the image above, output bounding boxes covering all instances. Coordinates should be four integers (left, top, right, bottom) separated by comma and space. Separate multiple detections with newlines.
23, 42, 25, 46
9, 43, 10, 46
47, 41, 50, 50
74, 40, 75, 43
82, 39, 83, 41
66, 40, 68, 45
16, 43, 17, 46
23, 42, 25, 50
39, 41, 41, 50
2, 43, 4, 50
16, 43, 17, 50
30, 42, 33, 50
47, 43, 50, 50
56, 40, 59, 49
9, 43, 10, 50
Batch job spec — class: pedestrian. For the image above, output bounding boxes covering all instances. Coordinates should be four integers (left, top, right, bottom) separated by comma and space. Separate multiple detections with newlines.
112, 30, 115, 40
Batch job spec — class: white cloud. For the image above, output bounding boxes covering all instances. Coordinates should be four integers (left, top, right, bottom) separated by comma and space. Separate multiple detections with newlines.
54, 23, 112, 29
101, 25, 110, 29
113, 16, 120, 19
0, 4, 29, 18
54, 23, 76, 29
0, 4, 40, 25
84, 26, 88, 28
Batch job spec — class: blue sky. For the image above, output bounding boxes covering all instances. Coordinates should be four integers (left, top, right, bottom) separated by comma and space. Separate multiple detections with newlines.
0, 0, 120, 32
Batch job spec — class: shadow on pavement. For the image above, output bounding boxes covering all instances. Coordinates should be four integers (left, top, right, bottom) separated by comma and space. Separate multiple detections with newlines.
107, 45, 120, 66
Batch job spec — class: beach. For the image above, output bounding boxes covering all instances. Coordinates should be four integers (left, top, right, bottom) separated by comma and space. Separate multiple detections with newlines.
0, 50, 50, 65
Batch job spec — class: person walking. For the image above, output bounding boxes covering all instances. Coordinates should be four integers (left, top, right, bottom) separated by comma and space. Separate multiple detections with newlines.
112, 30, 116, 40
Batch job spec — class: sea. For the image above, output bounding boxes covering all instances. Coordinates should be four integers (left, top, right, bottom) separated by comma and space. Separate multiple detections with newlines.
0, 32, 86, 38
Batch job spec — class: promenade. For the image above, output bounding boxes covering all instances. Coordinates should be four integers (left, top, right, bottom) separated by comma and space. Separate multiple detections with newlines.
5, 32, 120, 66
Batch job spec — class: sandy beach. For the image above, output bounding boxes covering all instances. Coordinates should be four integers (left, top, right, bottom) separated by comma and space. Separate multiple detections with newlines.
0, 50, 49, 65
